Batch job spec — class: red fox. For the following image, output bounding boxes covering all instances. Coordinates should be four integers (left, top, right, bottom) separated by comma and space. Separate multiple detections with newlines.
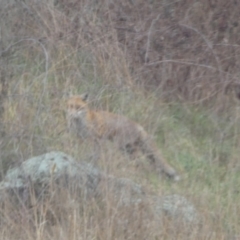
67, 94, 180, 181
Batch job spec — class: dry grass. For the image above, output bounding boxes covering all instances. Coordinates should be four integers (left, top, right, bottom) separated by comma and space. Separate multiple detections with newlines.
0, 0, 240, 239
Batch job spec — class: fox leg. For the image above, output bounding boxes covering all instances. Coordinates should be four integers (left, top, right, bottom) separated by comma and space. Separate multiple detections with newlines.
86, 138, 102, 163
119, 141, 141, 160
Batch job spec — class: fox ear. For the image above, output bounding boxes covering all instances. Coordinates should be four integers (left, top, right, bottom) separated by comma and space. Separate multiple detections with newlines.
80, 93, 88, 102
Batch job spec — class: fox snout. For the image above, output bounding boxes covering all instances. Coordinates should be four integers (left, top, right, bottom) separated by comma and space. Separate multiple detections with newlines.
68, 109, 86, 119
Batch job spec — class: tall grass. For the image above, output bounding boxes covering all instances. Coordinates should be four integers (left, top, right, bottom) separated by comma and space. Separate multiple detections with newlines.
0, 0, 240, 239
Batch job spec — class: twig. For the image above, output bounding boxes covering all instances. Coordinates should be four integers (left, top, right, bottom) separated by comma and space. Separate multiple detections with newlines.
145, 14, 160, 64
179, 24, 224, 83
0, 38, 49, 93
146, 59, 239, 81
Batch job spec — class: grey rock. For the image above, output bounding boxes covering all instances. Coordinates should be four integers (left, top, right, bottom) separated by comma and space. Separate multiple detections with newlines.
0, 151, 102, 198
0, 151, 199, 225
151, 194, 199, 224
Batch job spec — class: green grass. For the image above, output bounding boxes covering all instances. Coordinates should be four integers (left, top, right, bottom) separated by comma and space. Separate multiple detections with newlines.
1, 29, 240, 240
149, 102, 240, 233
2, 0, 240, 238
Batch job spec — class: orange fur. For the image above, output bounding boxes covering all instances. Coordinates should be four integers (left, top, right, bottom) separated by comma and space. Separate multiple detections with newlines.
67, 94, 180, 181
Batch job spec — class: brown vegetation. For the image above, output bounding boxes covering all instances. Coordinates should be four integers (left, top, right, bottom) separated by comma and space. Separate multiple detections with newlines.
0, 0, 240, 239
2, 0, 240, 102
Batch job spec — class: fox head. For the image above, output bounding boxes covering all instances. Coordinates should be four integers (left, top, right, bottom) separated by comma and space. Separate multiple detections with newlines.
67, 93, 89, 119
